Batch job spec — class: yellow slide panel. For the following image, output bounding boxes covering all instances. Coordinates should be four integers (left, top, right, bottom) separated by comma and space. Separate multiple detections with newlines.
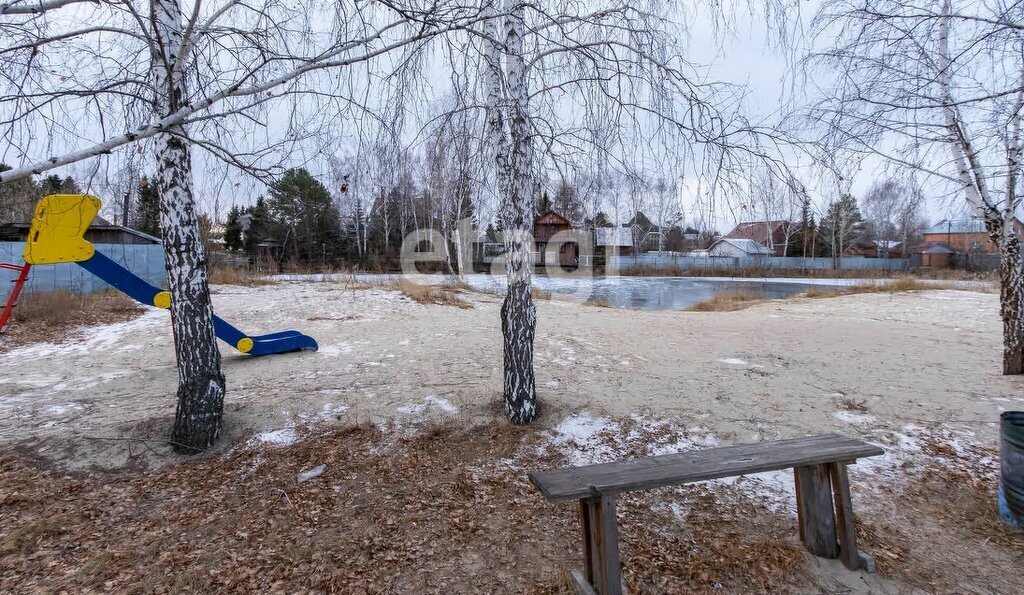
23, 194, 101, 265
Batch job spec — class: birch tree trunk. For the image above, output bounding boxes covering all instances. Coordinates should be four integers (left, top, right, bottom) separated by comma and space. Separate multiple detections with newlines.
937, 0, 1024, 374
484, 0, 538, 424
152, 0, 227, 451
989, 219, 1024, 374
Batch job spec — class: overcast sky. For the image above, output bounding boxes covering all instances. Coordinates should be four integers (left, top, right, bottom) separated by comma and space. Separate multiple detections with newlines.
1, 0, 973, 231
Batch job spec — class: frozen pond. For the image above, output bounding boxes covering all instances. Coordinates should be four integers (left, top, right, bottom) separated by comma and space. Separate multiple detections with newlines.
280, 273, 864, 311
467, 275, 854, 310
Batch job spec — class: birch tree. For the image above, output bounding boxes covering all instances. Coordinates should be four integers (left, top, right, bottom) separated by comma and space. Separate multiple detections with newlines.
807, 0, 1024, 373
467, 0, 799, 422
1, 0, 489, 449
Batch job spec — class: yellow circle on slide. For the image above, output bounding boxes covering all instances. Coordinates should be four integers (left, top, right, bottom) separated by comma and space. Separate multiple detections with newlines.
236, 338, 254, 353
153, 291, 171, 309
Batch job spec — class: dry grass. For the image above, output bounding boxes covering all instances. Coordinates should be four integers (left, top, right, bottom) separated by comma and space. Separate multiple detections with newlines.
0, 290, 144, 351
531, 286, 552, 300
686, 290, 766, 312
853, 435, 1024, 593
0, 420, 815, 594
835, 395, 869, 413
803, 277, 958, 299
206, 265, 276, 286
620, 265, 999, 282
397, 278, 473, 309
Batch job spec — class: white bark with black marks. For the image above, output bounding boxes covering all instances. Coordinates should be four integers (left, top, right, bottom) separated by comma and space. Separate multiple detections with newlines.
484, 0, 537, 424
937, 0, 1024, 374
152, 0, 226, 451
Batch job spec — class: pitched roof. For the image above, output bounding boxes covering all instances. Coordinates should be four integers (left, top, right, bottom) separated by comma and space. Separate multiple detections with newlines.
594, 226, 632, 247
710, 238, 774, 255
908, 241, 956, 254
0, 221, 160, 244
724, 220, 791, 244
924, 218, 988, 235
535, 211, 571, 226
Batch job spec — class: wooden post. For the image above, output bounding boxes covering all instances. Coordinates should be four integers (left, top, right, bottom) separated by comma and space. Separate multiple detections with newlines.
794, 464, 839, 558
574, 493, 622, 595
579, 498, 599, 584
829, 462, 872, 571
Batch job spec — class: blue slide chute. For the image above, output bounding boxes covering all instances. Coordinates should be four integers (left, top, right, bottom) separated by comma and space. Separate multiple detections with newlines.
78, 251, 318, 356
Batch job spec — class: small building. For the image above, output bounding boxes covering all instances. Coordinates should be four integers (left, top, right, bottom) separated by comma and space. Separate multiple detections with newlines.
533, 211, 577, 268
707, 238, 774, 257
723, 220, 794, 256
842, 241, 883, 258
593, 226, 634, 265
923, 217, 1024, 254
908, 241, 956, 268
0, 216, 160, 245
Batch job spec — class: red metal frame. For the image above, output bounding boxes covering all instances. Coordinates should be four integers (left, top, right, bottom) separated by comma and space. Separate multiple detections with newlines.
0, 262, 32, 334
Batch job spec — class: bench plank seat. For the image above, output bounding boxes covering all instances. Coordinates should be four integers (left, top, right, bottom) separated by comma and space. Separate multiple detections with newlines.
529, 433, 884, 594
530, 433, 883, 501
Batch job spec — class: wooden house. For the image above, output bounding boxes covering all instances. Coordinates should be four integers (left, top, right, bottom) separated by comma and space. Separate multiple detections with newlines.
534, 211, 578, 268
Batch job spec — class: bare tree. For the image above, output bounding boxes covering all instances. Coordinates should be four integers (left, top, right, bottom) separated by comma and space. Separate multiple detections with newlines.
807, 0, 1024, 373
862, 177, 924, 256
751, 168, 802, 255
468, 0, 801, 422
1, 0, 490, 449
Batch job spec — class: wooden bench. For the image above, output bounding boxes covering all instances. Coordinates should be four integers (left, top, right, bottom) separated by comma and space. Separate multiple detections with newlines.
528, 433, 884, 595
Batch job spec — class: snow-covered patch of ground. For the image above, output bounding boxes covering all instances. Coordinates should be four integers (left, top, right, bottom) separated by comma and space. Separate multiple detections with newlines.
833, 410, 877, 425
396, 396, 459, 416
717, 357, 748, 366
248, 427, 299, 448
0, 309, 165, 360
546, 411, 618, 465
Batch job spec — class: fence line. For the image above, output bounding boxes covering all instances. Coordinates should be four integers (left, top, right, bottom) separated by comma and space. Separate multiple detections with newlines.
608, 254, 910, 272
1, 242, 167, 300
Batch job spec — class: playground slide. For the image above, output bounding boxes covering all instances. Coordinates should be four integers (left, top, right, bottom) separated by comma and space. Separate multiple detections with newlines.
78, 251, 318, 356
20, 193, 317, 356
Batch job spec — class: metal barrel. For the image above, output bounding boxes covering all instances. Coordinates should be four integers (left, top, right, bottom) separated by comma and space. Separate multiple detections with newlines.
999, 411, 1024, 530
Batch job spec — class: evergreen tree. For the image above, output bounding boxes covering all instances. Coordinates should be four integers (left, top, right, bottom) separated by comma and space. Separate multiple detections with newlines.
268, 168, 342, 266
224, 205, 244, 251
0, 163, 40, 223
820, 194, 864, 257
243, 197, 273, 257
134, 176, 161, 236
553, 179, 583, 224
589, 211, 612, 228
39, 174, 80, 195
536, 191, 552, 216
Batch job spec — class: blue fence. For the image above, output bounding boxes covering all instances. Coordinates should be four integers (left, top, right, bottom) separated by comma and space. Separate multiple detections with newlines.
609, 254, 909, 272
1, 242, 167, 300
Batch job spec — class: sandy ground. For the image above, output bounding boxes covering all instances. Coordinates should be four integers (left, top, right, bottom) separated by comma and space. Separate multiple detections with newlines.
2, 280, 1023, 592
0, 281, 1016, 465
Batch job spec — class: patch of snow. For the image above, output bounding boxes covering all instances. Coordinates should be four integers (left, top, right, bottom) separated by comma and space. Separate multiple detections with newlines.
249, 427, 298, 448
548, 411, 618, 465
299, 403, 350, 423
711, 469, 797, 513
297, 464, 326, 483
717, 358, 747, 365
833, 410, 877, 425
395, 396, 458, 417
42, 403, 85, 417
318, 343, 353, 356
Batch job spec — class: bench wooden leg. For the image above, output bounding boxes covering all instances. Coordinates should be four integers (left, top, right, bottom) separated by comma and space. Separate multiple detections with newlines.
829, 462, 873, 572
576, 494, 623, 595
794, 464, 839, 559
